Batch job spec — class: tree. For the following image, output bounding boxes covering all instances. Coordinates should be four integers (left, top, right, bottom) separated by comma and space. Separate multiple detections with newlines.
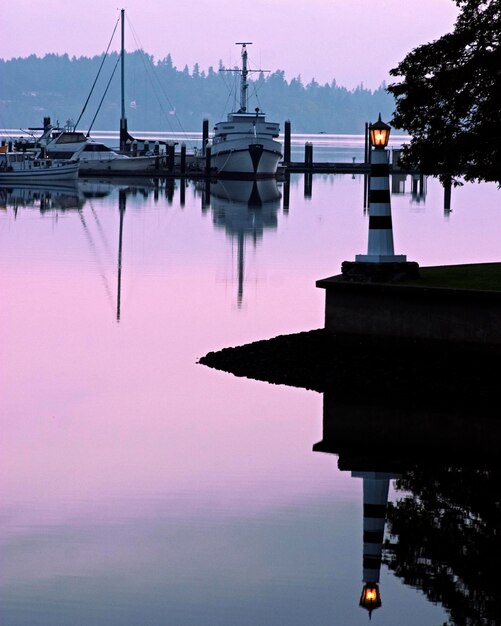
388, 0, 501, 184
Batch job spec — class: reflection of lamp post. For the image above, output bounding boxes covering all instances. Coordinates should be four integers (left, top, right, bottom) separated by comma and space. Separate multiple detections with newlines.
359, 583, 382, 617
352, 470, 398, 620
356, 114, 406, 265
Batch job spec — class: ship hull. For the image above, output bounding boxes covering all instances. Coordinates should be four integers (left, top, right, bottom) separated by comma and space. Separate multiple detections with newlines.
210, 139, 282, 179
79, 155, 161, 175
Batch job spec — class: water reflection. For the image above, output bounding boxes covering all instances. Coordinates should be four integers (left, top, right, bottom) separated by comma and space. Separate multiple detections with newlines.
0, 181, 84, 212
3, 174, 501, 625
314, 389, 501, 624
207, 179, 281, 308
0, 178, 160, 213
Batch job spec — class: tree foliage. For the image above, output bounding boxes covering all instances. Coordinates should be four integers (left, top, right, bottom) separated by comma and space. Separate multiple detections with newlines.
388, 0, 501, 184
0, 52, 394, 135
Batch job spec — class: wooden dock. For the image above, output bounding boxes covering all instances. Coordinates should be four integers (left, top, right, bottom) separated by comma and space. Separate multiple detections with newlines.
81, 160, 417, 179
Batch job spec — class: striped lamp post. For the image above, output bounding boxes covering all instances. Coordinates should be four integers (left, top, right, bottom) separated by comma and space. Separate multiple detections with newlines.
356, 115, 406, 264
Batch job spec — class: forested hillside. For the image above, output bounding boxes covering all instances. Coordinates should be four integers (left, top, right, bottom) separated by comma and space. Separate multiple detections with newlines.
0, 51, 395, 134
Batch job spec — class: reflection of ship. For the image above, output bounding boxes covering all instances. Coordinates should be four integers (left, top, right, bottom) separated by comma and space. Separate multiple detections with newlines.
79, 176, 157, 199
210, 179, 281, 307
0, 178, 152, 212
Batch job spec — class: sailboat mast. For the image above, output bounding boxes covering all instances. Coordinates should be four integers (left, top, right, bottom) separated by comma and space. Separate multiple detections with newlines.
121, 8, 125, 121
119, 8, 128, 150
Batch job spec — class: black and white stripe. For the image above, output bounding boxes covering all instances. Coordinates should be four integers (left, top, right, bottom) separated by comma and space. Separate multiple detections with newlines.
356, 148, 406, 263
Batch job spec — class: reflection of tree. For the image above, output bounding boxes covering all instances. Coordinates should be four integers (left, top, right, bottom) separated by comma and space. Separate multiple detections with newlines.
384, 466, 501, 626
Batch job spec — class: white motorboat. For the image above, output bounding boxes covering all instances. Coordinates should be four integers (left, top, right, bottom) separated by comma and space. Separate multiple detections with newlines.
0, 147, 79, 182
210, 43, 283, 179
24, 122, 163, 175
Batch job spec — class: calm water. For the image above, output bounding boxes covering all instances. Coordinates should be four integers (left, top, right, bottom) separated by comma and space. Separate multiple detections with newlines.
1, 167, 500, 625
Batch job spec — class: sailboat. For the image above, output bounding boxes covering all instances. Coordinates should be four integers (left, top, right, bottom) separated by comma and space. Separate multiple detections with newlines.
209, 43, 283, 179
15, 9, 167, 176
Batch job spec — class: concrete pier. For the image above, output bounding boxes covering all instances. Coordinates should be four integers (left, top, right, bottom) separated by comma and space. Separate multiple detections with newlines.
317, 265, 501, 352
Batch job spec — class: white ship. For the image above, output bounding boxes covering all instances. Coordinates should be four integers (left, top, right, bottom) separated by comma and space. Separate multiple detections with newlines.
210, 43, 283, 179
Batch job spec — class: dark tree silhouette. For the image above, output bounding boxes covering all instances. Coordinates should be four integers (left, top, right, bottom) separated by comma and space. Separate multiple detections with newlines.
388, 0, 501, 184
384, 466, 501, 626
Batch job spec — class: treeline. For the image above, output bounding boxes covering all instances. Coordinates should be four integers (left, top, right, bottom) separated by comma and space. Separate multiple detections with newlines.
0, 52, 395, 134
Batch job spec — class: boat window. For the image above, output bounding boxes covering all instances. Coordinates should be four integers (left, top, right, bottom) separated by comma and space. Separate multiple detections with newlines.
55, 132, 87, 144
48, 151, 74, 159
83, 144, 112, 152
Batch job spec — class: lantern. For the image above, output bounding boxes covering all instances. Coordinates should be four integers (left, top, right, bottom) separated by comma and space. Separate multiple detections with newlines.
369, 114, 391, 149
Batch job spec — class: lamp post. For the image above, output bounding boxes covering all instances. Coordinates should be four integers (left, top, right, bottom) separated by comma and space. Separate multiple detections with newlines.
355, 114, 406, 265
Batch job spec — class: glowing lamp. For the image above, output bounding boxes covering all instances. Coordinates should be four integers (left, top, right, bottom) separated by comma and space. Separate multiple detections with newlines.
369, 114, 391, 149
359, 583, 382, 617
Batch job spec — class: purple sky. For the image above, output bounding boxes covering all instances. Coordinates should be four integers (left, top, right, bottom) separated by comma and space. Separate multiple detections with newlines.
1, 0, 458, 90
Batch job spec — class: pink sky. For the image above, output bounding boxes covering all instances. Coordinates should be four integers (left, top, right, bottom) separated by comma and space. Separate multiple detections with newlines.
1, 0, 458, 90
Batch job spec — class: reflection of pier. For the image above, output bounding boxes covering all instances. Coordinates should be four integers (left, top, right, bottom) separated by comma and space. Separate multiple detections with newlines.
313, 388, 501, 620
200, 327, 501, 623
209, 179, 281, 307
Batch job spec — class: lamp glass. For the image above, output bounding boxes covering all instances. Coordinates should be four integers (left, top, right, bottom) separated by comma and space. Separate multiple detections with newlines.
359, 583, 382, 612
369, 115, 391, 149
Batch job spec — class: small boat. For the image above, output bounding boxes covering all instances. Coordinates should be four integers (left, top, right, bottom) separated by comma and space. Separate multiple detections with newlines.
22, 120, 163, 175
0, 147, 79, 182
210, 43, 283, 179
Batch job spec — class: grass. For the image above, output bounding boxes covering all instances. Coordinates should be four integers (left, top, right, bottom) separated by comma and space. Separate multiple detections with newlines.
405, 262, 501, 291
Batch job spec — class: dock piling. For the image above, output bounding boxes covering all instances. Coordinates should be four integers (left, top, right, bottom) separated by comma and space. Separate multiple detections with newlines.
205, 146, 212, 177
202, 119, 209, 156
284, 120, 291, 163
180, 143, 186, 174
304, 142, 313, 168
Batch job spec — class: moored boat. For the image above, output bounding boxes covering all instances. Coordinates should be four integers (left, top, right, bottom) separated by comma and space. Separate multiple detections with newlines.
21, 120, 163, 175
0, 147, 79, 182
210, 43, 283, 179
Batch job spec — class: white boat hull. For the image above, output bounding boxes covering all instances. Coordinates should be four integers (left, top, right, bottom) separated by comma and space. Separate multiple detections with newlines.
210, 138, 282, 179
79, 155, 161, 175
0, 161, 79, 182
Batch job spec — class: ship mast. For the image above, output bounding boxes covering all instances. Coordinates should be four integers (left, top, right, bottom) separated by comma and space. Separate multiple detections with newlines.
236, 42, 252, 112
220, 42, 270, 114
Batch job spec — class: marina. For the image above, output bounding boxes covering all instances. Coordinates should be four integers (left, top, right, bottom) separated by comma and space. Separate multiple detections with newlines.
2, 2, 499, 625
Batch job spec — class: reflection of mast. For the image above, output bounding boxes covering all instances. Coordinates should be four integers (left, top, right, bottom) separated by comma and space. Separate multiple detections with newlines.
117, 189, 126, 321
237, 230, 245, 307
210, 179, 280, 308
